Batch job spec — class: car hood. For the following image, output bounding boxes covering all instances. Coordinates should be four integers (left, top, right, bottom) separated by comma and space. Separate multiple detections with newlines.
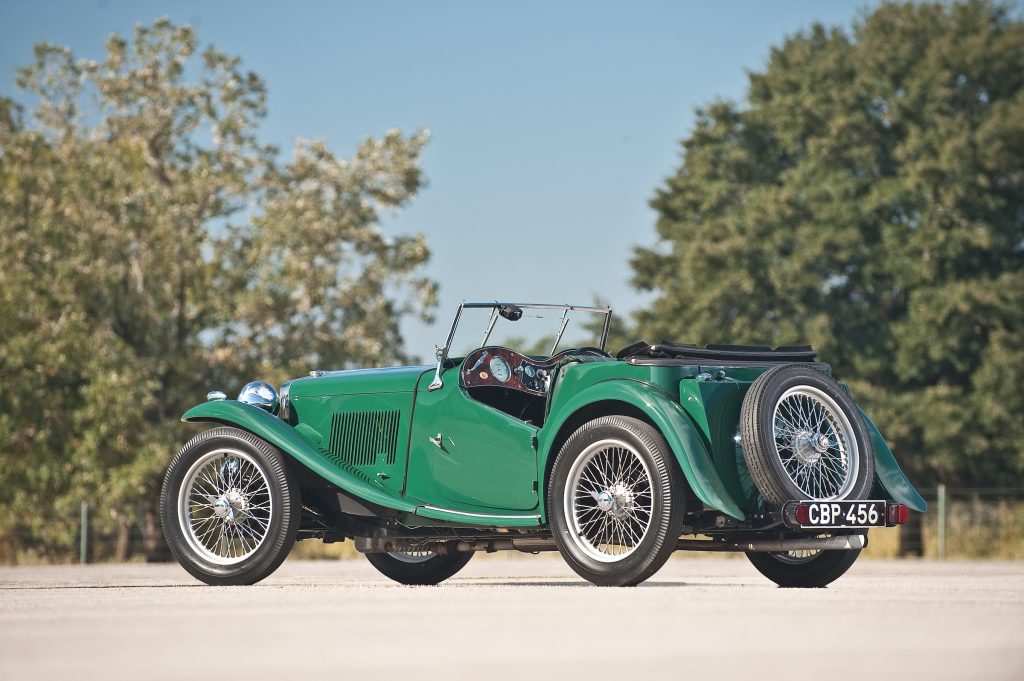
288, 365, 432, 398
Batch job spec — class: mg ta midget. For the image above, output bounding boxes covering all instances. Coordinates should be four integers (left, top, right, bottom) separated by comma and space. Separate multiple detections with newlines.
160, 301, 925, 587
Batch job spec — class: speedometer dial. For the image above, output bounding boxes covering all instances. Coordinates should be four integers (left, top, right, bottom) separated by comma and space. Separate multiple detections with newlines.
489, 356, 511, 382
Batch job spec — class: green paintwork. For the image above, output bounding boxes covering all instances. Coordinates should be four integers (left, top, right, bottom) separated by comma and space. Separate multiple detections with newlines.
860, 407, 928, 512
181, 399, 418, 513
284, 366, 431, 498
539, 361, 748, 521
677, 378, 755, 509
181, 351, 925, 527
289, 391, 413, 497
405, 366, 540, 513
289, 365, 430, 399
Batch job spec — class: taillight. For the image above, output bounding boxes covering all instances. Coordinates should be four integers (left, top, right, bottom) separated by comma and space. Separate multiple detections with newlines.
795, 503, 810, 525
886, 503, 910, 526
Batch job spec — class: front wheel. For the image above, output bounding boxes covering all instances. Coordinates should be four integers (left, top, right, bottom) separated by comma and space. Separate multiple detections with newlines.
364, 551, 473, 585
746, 545, 862, 588
549, 415, 685, 587
160, 427, 301, 586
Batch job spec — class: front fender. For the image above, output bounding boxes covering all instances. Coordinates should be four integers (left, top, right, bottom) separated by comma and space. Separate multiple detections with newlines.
540, 380, 747, 522
181, 400, 417, 513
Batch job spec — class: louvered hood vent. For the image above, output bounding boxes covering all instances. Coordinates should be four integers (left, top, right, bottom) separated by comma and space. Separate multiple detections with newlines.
328, 410, 400, 467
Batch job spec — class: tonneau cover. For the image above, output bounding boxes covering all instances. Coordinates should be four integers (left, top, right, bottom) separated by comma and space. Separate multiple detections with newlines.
616, 340, 817, 363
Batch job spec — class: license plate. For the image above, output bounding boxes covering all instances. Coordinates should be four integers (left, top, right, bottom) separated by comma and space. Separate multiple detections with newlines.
800, 500, 887, 528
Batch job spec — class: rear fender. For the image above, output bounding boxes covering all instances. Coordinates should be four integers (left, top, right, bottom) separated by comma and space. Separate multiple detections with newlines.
860, 408, 927, 512
181, 400, 417, 513
540, 380, 747, 522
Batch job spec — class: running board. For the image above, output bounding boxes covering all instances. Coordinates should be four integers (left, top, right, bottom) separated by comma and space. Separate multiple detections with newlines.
412, 504, 542, 527
677, 534, 867, 553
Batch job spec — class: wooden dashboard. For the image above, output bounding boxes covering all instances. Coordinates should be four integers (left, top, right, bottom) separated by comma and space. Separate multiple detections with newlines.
461, 346, 606, 396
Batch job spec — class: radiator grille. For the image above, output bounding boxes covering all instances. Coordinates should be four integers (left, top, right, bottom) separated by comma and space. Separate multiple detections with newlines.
328, 410, 400, 467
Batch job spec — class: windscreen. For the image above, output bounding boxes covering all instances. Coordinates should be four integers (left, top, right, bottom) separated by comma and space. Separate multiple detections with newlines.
447, 305, 608, 358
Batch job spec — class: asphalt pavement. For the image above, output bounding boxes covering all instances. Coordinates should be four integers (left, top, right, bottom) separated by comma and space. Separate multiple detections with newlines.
1, 556, 1021, 681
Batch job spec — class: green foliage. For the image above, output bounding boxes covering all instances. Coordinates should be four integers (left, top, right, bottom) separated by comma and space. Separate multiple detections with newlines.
0, 19, 436, 560
634, 0, 1024, 486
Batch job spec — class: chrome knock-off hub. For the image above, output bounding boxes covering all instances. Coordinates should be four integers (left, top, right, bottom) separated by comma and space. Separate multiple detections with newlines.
793, 430, 830, 465
594, 484, 634, 518
212, 489, 249, 523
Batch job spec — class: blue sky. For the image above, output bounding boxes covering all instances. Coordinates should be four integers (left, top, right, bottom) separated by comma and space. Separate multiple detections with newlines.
2, 0, 890, 358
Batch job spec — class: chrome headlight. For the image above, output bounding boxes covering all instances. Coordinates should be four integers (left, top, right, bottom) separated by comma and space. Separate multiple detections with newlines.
238, 381, 279, 413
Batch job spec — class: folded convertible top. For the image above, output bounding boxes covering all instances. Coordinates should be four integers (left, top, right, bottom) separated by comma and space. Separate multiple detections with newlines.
616, 340, 817, 363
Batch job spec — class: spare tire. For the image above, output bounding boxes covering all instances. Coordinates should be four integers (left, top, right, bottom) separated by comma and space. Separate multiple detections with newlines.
739, 364, 874, 507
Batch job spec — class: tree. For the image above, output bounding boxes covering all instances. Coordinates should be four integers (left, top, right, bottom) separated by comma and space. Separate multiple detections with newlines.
633, 0, 1024, 486
0, 19, 436, 561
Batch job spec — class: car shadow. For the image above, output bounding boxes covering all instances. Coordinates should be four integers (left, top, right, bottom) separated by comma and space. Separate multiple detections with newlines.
448, 579, 696, 588
0, 583, 204, 590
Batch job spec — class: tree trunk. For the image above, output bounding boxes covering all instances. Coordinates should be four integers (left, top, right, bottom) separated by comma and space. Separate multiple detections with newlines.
115, 521, 131, 562
143, 509, 172, 562
142, 476, 172, 562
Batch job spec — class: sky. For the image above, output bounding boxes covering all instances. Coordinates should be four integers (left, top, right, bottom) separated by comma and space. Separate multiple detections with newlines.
2, 0, 890, 360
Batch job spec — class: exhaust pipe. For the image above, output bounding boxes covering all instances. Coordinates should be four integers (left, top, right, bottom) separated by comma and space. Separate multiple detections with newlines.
677, 534, 866, 553
453, 538, 557, 553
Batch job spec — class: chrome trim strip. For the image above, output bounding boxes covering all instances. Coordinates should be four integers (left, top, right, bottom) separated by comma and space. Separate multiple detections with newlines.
460, 302, 611, 313
419, 505, 541, 521
550, 307, 570, 355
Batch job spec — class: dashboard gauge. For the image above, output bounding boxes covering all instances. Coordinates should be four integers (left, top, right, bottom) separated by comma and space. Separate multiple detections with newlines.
489, 356, 511, 382
524, 365, 535, 378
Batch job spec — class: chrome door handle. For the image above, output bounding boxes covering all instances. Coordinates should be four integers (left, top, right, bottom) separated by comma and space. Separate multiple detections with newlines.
429, 433, 443, 448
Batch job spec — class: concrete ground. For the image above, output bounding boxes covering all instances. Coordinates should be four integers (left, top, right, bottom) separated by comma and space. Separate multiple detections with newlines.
1, 556, 1022, 681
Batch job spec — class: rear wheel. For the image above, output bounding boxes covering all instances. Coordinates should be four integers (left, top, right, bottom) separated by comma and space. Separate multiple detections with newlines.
549, 416, 685, 587
746, 544, 862, 588
364, 551, 473, 585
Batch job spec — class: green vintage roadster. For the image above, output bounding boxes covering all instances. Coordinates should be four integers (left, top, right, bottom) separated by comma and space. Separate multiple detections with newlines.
160, 301, 925, 588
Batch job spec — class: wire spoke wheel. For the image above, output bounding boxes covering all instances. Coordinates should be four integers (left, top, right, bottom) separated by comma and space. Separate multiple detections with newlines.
772, 385, 859, 500
772, 549, 823, 564
564, 438, 655, 562
747, 535, 864, 588
161, 427, 300, 586
364, 550, 473, 585
388, 551, 436, 564
740, 365, 874, 508
177, 448, 273, 566
551, 416, 684, 586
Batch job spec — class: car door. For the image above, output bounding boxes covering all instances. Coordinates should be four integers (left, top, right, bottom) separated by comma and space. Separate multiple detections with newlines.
404, 364, 539, 512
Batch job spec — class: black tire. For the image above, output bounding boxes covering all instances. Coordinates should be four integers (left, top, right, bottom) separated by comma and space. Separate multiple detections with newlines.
364, 551, 473, 585
739, 364, 875, 507
746, 545, 862, 588
160, 426, 301, 586
549, 415, 685, 587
